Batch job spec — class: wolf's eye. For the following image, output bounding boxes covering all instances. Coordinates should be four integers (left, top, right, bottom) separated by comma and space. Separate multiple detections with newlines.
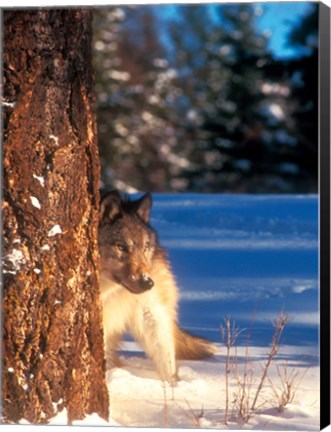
116, 244, 127, 253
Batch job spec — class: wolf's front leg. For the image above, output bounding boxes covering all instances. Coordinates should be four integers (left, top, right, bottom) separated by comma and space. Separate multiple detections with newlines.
104, 332, 124, 369
130, 302, 178, 384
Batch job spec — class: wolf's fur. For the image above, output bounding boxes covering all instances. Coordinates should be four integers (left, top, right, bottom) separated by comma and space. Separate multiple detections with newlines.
98, 190, 216, 383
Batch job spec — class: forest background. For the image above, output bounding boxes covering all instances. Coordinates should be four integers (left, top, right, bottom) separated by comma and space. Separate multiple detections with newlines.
93, 2, 318, 194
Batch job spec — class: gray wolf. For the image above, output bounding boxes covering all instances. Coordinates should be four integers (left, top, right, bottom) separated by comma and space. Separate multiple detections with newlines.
98, 190, 216, 383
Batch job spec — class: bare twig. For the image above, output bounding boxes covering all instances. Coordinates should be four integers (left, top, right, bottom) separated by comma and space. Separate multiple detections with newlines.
251, 311, 290, 411
268, 362, 309, 412
175, 398, 204, 428
162, 382, 169, 427
234, 309, 257, 423
220, 317, 241, 424
232, 345, 255, 423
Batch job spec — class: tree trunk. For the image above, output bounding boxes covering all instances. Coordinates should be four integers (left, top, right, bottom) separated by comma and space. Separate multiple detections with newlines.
2, 9, 109, 424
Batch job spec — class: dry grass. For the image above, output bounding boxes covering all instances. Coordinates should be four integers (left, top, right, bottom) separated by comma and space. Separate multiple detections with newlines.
251, 311, 290, 411
220, 317, 242, 424
232, 346, 255, 423
162, 382, 170, 427
222, 310, 292, 424
162, 382, 204, 428
267, 362, 308, 413
175, 399, 204, 428
164, 310, 296, 427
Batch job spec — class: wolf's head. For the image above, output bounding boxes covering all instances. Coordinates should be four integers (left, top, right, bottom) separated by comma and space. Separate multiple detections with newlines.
98, 190, 157, 294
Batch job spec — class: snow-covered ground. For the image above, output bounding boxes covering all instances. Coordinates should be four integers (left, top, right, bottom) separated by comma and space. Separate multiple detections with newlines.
101, 194, 319, 430
17, 194, 321, 430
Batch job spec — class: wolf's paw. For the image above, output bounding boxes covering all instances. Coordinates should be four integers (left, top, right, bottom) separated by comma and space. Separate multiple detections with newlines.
161, 370, 179, 387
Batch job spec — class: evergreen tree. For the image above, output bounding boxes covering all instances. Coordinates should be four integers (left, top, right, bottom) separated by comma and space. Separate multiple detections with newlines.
173, 3, 295, 192
93, 4, 318, 194
93, 7, 187, 192
284, 3, 319, 192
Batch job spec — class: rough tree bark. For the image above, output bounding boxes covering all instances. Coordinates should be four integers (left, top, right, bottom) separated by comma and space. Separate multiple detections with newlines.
2, 9, 109, 424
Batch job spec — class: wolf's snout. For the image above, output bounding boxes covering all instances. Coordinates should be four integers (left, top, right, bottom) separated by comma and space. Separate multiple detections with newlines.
127, 273, 154, 292
139, 274, 154, 290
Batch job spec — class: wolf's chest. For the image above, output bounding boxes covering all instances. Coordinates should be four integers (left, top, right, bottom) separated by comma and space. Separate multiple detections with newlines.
101, 285, 155, 334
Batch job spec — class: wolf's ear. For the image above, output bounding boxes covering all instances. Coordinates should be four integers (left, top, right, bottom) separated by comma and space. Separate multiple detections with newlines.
100, 190, 122, 222
135, 193, 152, 223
